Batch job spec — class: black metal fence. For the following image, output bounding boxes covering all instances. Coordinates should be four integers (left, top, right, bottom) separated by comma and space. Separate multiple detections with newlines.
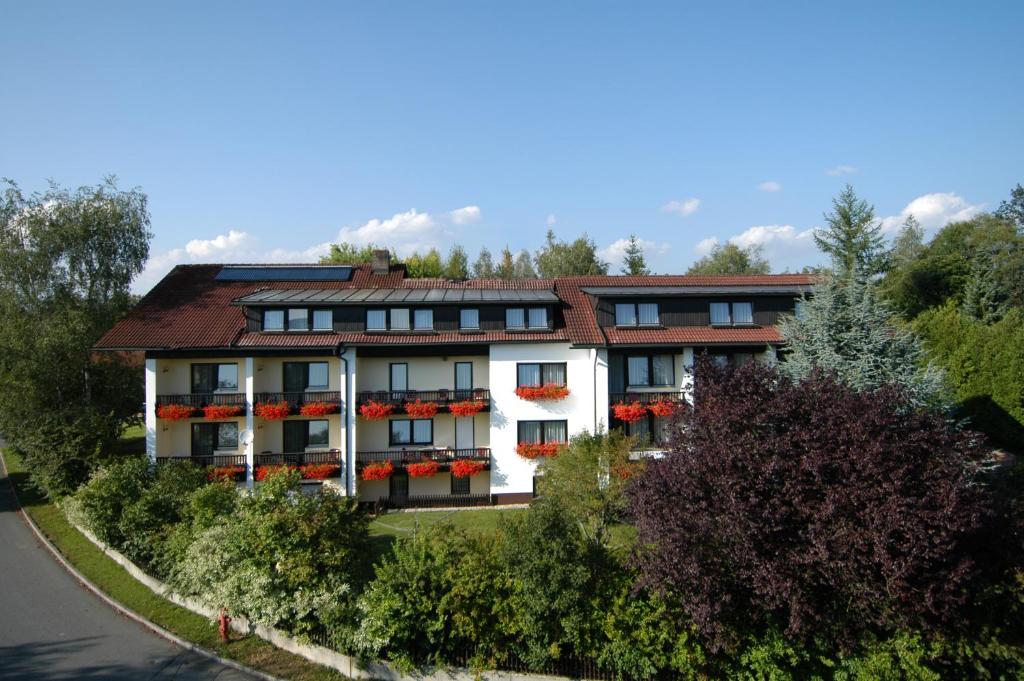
373, 493, 492, 510
155, 454, 247, 468
253, 391, 342, 407
254, 449, 342, 467
609, 390, 686, 405
356, 389, 490, 408
155, 392, 246, 408
356, 447, 491, 466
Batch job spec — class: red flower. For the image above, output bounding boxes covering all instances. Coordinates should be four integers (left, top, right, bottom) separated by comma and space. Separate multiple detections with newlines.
451, 459, 486, 478
359, 401, 394, 420
300, 401, 339, 417
407, 460, 440, 478
254, 401, 291, 420
449, 400, 486, 417
203, 404, 244, 420
515, 442, 564, 459
207, 465, 246, 482
255, 464, 297, 481
156, 404, 196, 420
299, 463, 340, 480
648, 400, 677, 418
361, 460, 394, 480
404, 400, 439, 418
514, 384, 570, 401
613, 401, 648, 423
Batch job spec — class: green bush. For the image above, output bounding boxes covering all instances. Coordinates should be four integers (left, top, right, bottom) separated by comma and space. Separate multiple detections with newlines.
152, 479, 239, 578
73, 456, 151, 546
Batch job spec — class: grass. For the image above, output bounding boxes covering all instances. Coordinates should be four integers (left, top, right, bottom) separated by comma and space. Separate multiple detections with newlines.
114, 422, 146, 456
1, 448, 349, 681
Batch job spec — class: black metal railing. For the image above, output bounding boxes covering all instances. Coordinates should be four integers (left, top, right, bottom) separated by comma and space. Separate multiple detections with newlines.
155, 454, 247, 468
374, 493, 492, 510
253, 391, 342, 407
356, 389, 490, 409
156, 392, 246, 408
609, 390, 686, 405
356, 447, 491, 466
254, 449, 342, 467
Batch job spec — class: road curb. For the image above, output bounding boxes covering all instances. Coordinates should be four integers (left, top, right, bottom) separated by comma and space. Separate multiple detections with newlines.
0, 451, 285, 681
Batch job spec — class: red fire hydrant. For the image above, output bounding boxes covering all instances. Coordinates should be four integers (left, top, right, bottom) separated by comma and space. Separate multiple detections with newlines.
219, 607, 231, 642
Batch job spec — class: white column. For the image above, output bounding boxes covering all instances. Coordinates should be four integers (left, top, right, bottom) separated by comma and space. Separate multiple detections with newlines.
145, 358, 157, 464
593, 348, 610, 433
244, 357, 255, 489
340, 347, 358, 497
682, 347, 695, 404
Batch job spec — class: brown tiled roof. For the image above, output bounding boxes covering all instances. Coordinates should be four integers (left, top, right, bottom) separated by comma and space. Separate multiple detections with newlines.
94, 264, 813, 351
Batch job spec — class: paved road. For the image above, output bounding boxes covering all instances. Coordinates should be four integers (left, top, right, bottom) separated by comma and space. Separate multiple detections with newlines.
0, 453, 259, 680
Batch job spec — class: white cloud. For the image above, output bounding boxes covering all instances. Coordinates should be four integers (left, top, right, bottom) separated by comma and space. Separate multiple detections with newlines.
694, 237, 719, 256
599, 237, 670, 265
183, 229, 255, 258
690, 224, 820, 273
546, 214, 557, 227
450, 205, 481, 225
336, 208, 438, 251
879, 192, 984, 234
661, 197, 701, 216
757, 181, 782, 192
825, 164, 857, 176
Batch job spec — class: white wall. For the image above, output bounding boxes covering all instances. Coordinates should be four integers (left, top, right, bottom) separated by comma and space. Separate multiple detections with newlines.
357, 355, 489, 393
488, 342, 602, 496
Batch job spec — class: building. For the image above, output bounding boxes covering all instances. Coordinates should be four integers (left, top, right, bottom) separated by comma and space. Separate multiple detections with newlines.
94, 252, 813, 507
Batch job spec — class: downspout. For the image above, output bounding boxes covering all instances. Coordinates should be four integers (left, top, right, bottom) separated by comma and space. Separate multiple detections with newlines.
337, 344, 350, 496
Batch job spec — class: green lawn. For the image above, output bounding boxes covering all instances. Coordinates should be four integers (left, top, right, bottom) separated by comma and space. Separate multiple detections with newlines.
1, 448, 348, 681
115, 422, 146, 456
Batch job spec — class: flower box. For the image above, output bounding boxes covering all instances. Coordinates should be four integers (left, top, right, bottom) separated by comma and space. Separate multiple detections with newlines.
514, 384, 570, 401
300, 401, 339, 417
515, 442, 564, 459
359, 401, 394, 420
203, 404, 244, 420
156, 404, 196, 420
254, 401, 291, 420
361, 460, 394, 481
407, 460, 440, 478
255, 464, 297, 481
613, 401, 648, 423
207, 465, 246, 482
647, 400, 677, 418
449, 400, 486, 417
404, 400, 439, 418
299, 463, 340, 480
451, 459, 486, 478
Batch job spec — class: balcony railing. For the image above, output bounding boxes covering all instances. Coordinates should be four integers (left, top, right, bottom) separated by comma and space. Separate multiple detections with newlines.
356, 389, 490, 411
371, 493, 493, 510
609, 390, 686, 405
356, 447, 491, 467
254, 449, 342, 467
156, 392, 246, 408
253, 391, 342, 407
155, 454, 247, 468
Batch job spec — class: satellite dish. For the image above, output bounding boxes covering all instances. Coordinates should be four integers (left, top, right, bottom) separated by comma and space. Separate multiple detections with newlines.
240, 429, 254, 446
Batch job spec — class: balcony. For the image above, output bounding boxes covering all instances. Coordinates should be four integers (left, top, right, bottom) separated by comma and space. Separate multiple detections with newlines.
356, 389, 490, 412
609, 390, 686, 405
369, 493, 492, 510
253, 391, 342, 407
254, 449, 342, 467
156, 392, 246, 408
356, 447, 491, 468
156, 453, 247, 468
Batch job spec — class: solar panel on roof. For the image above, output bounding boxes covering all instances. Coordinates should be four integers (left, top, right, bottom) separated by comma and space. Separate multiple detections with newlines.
215, 266, 353, 282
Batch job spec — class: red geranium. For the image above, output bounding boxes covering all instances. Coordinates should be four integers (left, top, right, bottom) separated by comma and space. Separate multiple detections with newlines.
203, 404, 244, 420
207, 465, 246, 482
156, 404, 196, 420
515, 442, 563, 459
514, 384, 570, 401
407, 460, 440, 478
299, 463, 340, 480
361, 460, 394, 480
404, 400, 439, 418
613, 401, 648, 423
451, 459, 486, 478
648, 399, 677, 418
449, 400, 486, 417
255, 464, 297, 481
359, 401, 394, 420
300, 401, 339, 417
254, 401, 291, 420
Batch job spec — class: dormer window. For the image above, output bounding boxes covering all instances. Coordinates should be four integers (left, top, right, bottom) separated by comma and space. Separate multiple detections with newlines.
288, 308, 309, 331
615, 302, 659, 326
506, 307, 549, 330
263, 309, 285, 331
367, 309, 386, 331
414, 309, 434, 331
506, 308, 525, 329
312, 309, 333, 331
710, 302, 754, 326
528, 307, 548, 329
460, 308, 480, 330
390, 308, 410, 330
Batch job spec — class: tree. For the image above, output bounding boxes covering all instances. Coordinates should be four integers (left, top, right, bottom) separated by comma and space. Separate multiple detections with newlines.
0, 178, 151, 496
813, 185, 888, 277
630, 358, 994, 651
443, 245, 469, 280
534, 230, 609, 277
320, 242, 390, 265
420, 248, 443, 278
686, 243, 770, 275
994, 183, 1024, 231
960, 246, 1009, 323
621, 235, 650, 275
513, 249, 537, 278
496, 246, 516, 279
472, 247, 495, 279
779, 276, 949, 411
890, 215, 925, 266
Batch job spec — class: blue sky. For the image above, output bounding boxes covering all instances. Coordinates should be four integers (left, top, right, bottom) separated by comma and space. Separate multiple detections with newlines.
2, 1, 1022, 292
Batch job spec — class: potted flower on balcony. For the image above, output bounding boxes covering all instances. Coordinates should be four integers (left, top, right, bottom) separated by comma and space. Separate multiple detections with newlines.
299, 463, 340, 480
613, 401, 648, 423
300, 401, 339, 417
359, 401, 394, 420
407, 460, 440, 478
255, 464, 297, 481
254, 400, 291, 420
361, 460, 394, 480
156, 404, 197, 420
207, 465, 246, 482
451, 459, 486, 478
647, 399, 677, 418
404, 399, 439, 418
203, 404, 244, 420
514, 384, 570, 401
449, 399, 486, 417
515, 442, 563, 459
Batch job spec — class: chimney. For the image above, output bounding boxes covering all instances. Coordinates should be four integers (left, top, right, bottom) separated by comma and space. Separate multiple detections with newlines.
371, 249, 391, 274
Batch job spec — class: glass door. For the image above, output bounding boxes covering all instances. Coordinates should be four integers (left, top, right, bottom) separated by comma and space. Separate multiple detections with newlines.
454, 362, 472, 399
389, 470, 409, 506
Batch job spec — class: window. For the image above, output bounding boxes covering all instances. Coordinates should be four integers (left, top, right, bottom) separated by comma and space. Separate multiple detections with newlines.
367, 309, 386, 330
263, 309, 285, 331
517, 420, 568, 444
390, 419, 433, 446
390, 363, 408, 392
312, 309, 333, 331
191, 363, 238, 393
710, 302, 754, 325
626, 354, 675, 387
506, 307, 525, 329
454, 362, 473, 391
733, 352, 754, 367
732, 302, 753, 324
460, 308, 480, 330
283, 362, 330, 392
192, 422, 238, 456
615, 303, 660, 326
527, 307, 548, 329
451, 474, 470, 495
794, 299, 806, 320
390, 308, 410, 330
626, 415, 671, 447
307, 362, 329, 389
413, 309, 434, 330
710, 302, 731, 325
284, 419, 330, 451
517, 362, 567, 387
288, 308, 309, 331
